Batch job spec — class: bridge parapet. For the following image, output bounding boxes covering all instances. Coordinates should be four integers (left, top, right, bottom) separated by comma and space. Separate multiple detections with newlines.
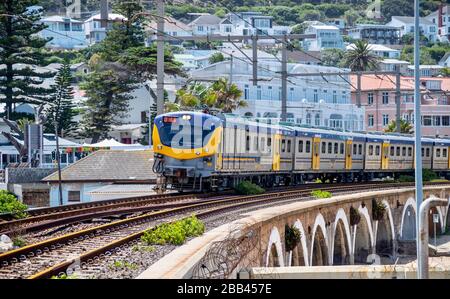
137, 185, 450, 279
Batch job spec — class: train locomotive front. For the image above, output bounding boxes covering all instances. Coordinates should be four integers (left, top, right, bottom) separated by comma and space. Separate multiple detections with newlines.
152, 111, 223, 191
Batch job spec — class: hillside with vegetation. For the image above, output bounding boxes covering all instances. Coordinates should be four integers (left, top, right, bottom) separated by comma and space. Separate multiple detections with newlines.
39, 0, 446, 25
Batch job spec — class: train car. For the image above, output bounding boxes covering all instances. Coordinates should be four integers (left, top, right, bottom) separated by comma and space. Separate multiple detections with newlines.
153, 111, 450, 192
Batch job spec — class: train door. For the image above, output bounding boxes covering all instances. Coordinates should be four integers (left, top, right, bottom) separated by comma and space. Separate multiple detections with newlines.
381, 142, 389, 170
272, 133, 281, 171
345, 139, 353, 170
312, 136, 320, 170
448, 146, 450, 169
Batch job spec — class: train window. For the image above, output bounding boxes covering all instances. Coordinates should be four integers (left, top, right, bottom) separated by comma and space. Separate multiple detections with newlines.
369, 145, 373, 156
267, 138, 272, 147
322, 142, 326, 154
390, 146, 395, 156
443, 148, 447, 158
281, 139, 286, 153
340, 143, 344, 155
334, 143, 338, 154
436, 148, 441, 158
305, 141, 311, 153
375, 145, 380, 156
402, 147, 406, 156
422, 148, 425, 157
298, 140, 303, 153
396, 147, 400, 156
408, 147, 412, 156
328, 142, 332, 154
358, 144, 362, 155
287, 140, 291, 153
246, 136, 250, 152
261, 138, 265, 151
426, 148, 430, 157
353, 144, 357, 155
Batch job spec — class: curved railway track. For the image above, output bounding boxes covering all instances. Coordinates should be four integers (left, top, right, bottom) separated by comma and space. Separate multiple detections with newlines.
0, 181, 428, 236
0, 181, 445, 279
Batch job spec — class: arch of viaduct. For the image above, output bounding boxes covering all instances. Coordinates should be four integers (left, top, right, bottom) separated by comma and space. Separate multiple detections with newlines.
137, 186, 450, 279
263, 186, 450, 268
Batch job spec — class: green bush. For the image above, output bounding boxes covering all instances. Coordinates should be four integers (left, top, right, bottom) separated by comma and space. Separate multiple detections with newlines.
51, 273, 78, 279
234, 181, 265, 195
12, 236, 27, 248
0, 190, 27, 219
141, 215, 205, 246
310, 190, 332, 199
397, 175, 415, 183
285, 224, 302, 252
422, 169, 438, 182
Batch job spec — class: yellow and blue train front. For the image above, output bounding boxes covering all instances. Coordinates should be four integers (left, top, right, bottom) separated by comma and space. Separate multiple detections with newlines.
152, 112, 222, 190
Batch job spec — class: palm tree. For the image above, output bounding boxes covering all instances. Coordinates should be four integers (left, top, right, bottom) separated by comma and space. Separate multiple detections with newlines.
209, 78, 246, 113
170, 78, 246, 113
384, 119, 413, 134
344, 40, 380, 71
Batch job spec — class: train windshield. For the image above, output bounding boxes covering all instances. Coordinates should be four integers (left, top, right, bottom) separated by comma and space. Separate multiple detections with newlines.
159, 119, 216, 149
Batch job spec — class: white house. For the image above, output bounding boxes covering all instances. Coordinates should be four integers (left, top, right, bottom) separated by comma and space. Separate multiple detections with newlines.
42, 150, 155, 206
145, 16, 192, 45
387, 16, 438, 43
188, 14, 222, 36
406, 65, 444, 77
39, 16, 87, 49
424, 4, 450, 43
84, 13, 126, 45
379, 59, 410, 73
347, 24, 401, 45
190, 60, 364, 131
303, 24, 343, 51
346, 43, 400, 59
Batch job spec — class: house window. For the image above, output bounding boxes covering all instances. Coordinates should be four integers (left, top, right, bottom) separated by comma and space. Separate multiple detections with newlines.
289, 87, 294, 101
313, 90, 318, 103
268, 86, 272, 100
423, 116, 432, 126
332, 91, 337, 103
197, 25, 204, 32
382, 114, 389, 126
368, 114, 374, 127
68, 191, 81, 202
368, 92, 373, 105
315, 114, 320, 126
382, 92, 389, 104
433, 116, 441, 126
257, 86, 261, 100
244, 85, 249, 100
306, 113, 311, 125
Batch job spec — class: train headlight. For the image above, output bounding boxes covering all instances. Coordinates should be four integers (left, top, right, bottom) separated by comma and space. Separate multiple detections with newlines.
157, 145, 162, 150
182, 115, 191, 120
205, 148, 209, 152
196, 152, 200, 155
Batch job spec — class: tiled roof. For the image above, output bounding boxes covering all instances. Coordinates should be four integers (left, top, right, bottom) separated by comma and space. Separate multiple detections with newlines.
391, 16, 435, 25
350, 75, 450, 92
188, 14, 222, 26
42, 150, 155, 183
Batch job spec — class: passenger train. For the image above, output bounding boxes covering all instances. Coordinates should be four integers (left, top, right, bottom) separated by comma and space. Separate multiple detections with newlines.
152, 111, 450, 192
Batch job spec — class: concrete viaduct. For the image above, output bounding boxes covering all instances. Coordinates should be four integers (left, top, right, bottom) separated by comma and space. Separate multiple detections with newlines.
138, 185, 450, 278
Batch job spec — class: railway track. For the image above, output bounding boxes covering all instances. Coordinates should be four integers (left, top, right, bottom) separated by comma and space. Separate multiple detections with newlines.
0, 181, 427, 236
0, 181, 444, 279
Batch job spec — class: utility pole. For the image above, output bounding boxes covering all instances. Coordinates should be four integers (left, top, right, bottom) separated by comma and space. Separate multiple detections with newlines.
356, 72, 362, 108
413, 0, 424, 279
280, 34, 288, 122
156, 0, 165, 115
395, 69, 401, 133
252, 34, 258, 86
100, 0, 108, 28
229, 53, 233, 87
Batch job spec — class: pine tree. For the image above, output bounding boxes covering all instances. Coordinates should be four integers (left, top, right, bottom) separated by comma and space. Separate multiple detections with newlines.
44, 60, 77, 137
79, 0, 183, 143
80, 64, 136, 143
0, 0, 55, 118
